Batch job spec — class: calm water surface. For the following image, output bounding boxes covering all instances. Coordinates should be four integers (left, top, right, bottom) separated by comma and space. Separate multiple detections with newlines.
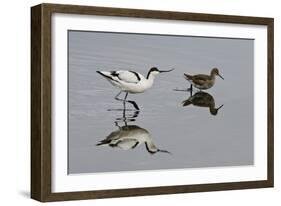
68, 31, 254, 174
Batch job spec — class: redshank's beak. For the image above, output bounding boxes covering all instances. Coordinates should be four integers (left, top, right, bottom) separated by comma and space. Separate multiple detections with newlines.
217, 104, 224, 110
159, 68, 175, 73
218, 74, 224, 80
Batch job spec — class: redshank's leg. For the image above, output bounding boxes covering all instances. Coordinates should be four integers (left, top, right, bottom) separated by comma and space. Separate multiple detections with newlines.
187, 84, 193, 91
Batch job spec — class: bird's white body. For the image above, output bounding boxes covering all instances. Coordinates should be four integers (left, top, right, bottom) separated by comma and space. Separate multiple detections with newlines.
97, 67, 174, 110
97, 125, 166, 154
97, 70, 157, 93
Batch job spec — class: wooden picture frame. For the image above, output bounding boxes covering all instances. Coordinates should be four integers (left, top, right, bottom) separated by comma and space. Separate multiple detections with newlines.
31, 3, 274, 202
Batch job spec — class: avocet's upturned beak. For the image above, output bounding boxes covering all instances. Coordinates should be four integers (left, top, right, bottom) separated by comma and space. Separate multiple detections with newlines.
158, 149, 172, 154
159, 68, 175, 73
218, 74, 224, 80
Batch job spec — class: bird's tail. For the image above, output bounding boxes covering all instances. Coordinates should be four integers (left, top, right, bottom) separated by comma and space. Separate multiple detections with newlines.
96, 71, 112, 79
184, 73, 192, 80
182, 99, 192, 107
96, 139, 110, 146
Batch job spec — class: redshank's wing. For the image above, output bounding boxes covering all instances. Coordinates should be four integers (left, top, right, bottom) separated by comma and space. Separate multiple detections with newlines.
182, 99, 192, 107
191, 74, 210, 86
184, 73, 193, 80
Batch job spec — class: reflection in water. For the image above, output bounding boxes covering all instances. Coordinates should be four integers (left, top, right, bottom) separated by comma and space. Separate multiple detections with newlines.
97, 109, 171, 154
182, 91, 224, 116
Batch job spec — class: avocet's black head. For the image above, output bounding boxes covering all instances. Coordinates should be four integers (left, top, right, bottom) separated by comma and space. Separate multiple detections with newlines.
150, 67, 159, 72
146, 67, 174, 79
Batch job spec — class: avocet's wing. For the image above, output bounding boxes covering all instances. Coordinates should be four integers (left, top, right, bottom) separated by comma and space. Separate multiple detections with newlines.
114, 71, 141, 84
115, 139, 139, 150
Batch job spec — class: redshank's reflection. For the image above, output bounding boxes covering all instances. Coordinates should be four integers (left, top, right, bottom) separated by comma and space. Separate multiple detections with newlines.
182, 91, 224, 116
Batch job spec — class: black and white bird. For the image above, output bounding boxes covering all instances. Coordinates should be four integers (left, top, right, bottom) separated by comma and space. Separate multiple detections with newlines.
96, 125, 170, 154
97, 67, 174, 110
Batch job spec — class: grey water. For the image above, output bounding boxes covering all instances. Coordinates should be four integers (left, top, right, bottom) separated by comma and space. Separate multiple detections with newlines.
68, 30, 254, 174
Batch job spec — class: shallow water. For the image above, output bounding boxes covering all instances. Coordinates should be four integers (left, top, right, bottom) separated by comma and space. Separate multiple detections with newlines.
68, 31, 254, 174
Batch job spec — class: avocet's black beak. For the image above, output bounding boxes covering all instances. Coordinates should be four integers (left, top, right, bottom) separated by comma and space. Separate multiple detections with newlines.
158, 149, 172, 154
218, 74, 224, 80
159, 68, 175, 73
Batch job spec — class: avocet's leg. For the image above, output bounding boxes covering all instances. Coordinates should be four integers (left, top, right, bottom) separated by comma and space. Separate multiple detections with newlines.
115, 121, 122, 129
114, 91, 139, 110
114, 91, 123, 101
114, 91, 127, 110
124, 92, 140, 110
123, 92, 128, 108
122, 107, 128, 127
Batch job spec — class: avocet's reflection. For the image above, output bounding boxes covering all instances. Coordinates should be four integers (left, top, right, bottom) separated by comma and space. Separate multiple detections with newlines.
97, 109, 171, 154
96, 124, 171, 154
182, 91, 224, 116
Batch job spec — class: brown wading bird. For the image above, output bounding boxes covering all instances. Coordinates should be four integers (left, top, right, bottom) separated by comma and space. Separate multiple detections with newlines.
184, 68, 224, 91
182, 91, 224, 116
